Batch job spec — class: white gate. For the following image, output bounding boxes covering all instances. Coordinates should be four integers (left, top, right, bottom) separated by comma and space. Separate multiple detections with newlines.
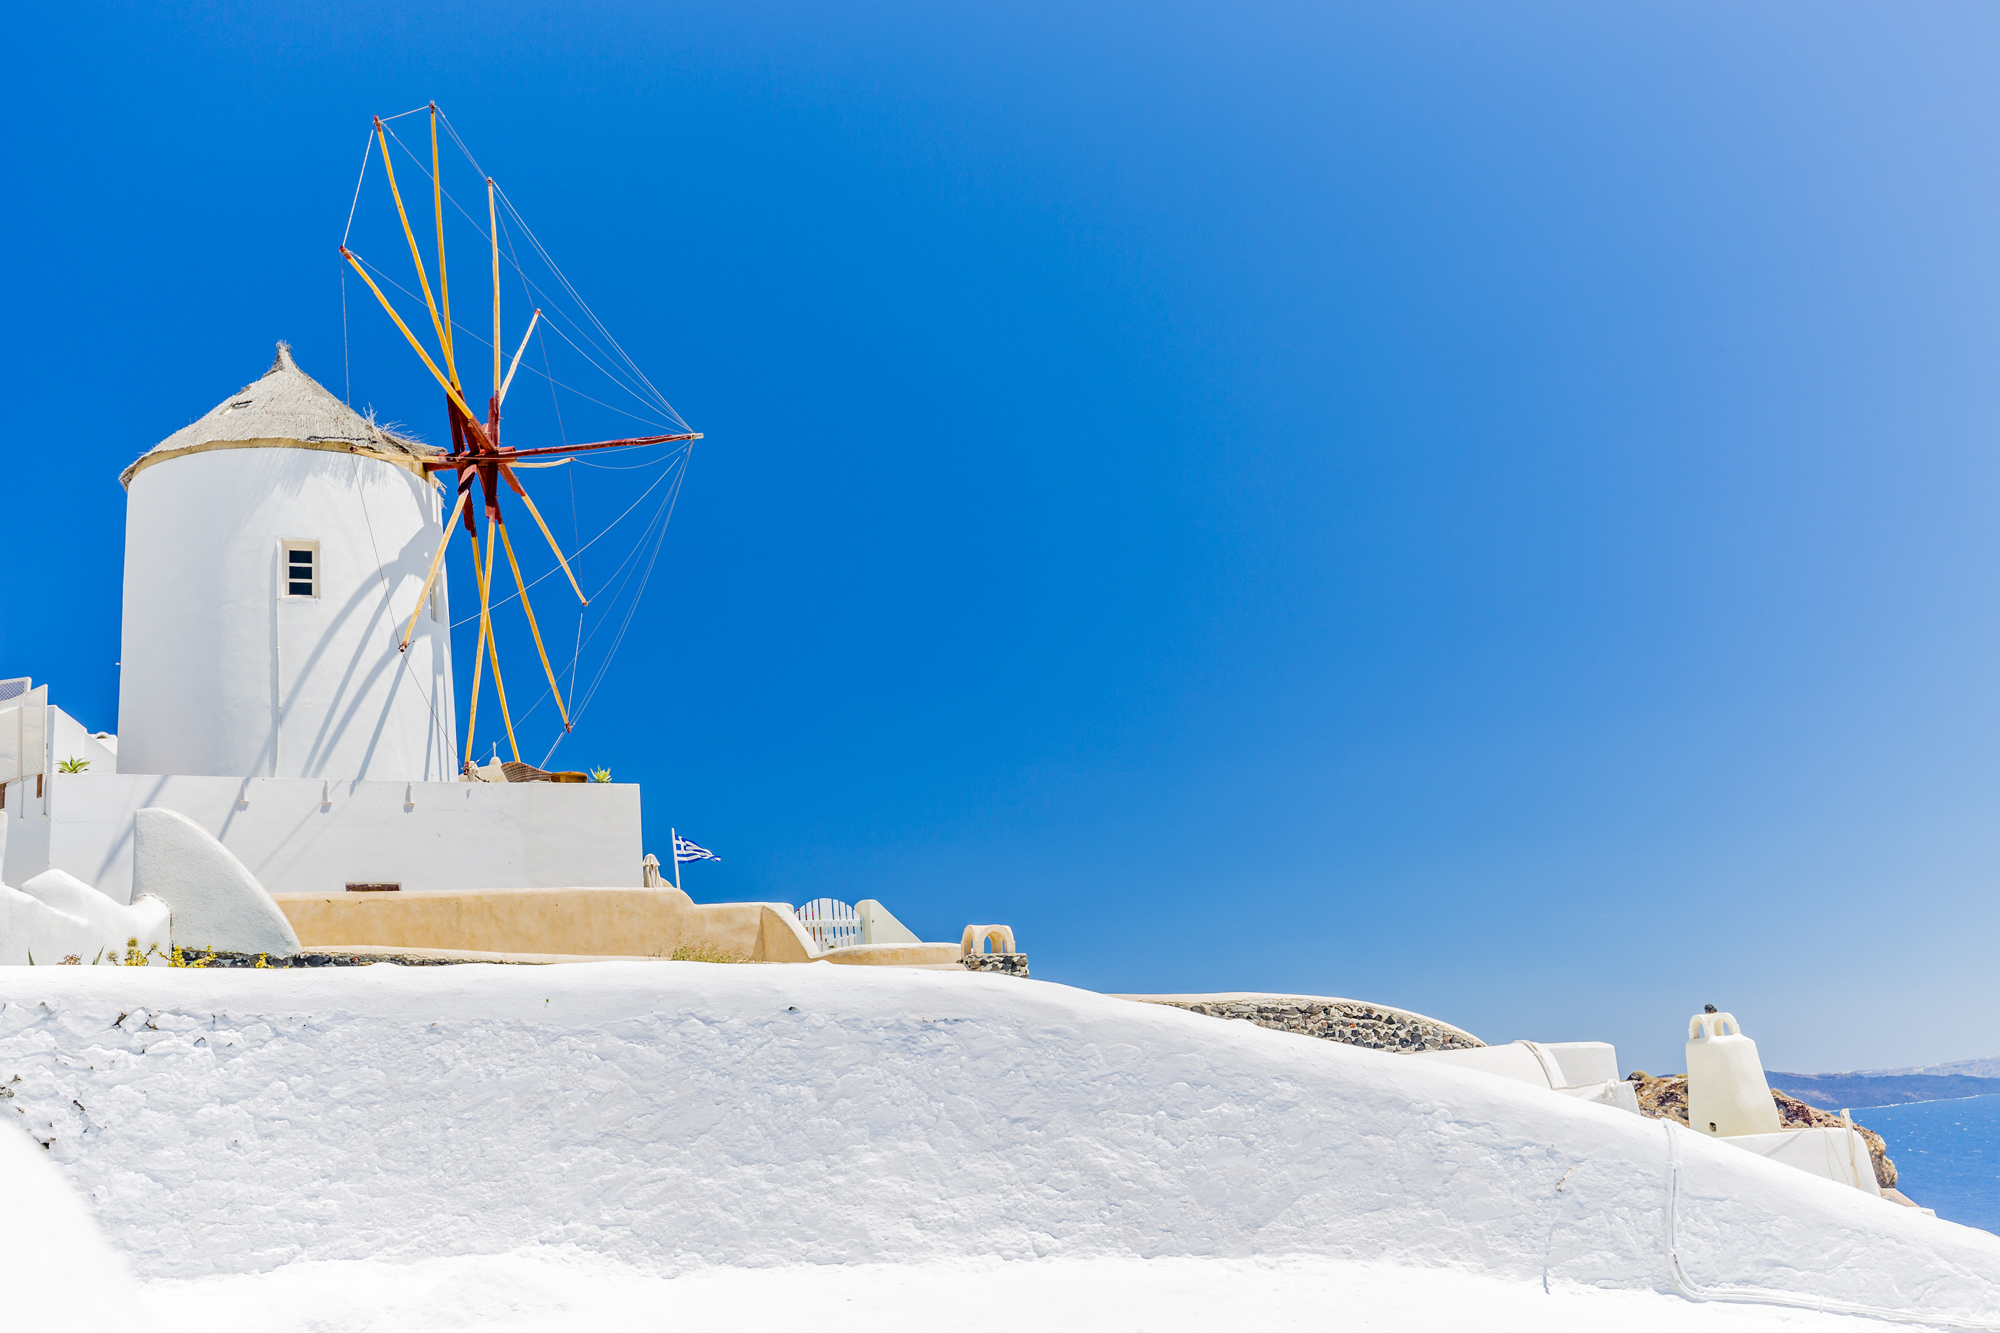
795, 898, 861, 951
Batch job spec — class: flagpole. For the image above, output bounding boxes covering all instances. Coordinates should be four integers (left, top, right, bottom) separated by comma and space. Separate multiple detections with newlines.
671, 826, 681, 893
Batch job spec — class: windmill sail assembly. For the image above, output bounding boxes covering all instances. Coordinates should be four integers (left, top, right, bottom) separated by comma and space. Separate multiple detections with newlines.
337, 104, 699, 774
0, 104, 702, 901
338, 103, 701, 776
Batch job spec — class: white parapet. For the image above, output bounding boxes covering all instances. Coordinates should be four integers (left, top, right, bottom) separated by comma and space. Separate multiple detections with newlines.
855, 898, 921, 945
0, 878, 170, 968
1719, 1126, 1884, 1196
1414, 1040, 1642, 1114
133, 807, 300, 957
4, 772, 643, 902
16, 869, 170, 964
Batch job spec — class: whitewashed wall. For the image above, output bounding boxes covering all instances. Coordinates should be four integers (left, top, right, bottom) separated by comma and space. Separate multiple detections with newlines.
2, 772, 641, 902
118, 447, 458, 782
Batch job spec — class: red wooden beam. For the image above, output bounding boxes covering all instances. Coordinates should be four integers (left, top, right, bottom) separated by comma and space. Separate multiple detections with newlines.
423, 431, 700, 471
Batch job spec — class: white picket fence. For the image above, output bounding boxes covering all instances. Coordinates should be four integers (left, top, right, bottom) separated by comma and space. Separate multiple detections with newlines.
794, 897, 862, 951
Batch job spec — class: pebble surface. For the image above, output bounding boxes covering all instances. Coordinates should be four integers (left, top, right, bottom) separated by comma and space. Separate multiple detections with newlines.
960, 953, 1030, 978
1137, 996, 1483, 1053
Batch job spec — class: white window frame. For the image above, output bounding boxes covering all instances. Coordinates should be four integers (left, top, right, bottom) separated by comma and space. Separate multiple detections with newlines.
280, 540, 320, 600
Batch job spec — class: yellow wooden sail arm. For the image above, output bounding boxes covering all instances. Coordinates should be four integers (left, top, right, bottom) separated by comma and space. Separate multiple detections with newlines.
485, 608, 520, 763
498, 519, 573, 732
499, 309, 541, 406
463, 523, 488, 764
503, 468, 588, 606
400, 486, 470, 652
464, 521, 520, 764
432, 105, 455, 379
338, 248, 483, 427
374, 115, 458, 392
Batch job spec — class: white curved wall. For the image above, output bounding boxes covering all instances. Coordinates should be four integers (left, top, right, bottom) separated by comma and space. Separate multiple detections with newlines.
118, 448, 458, 781
6, 965, 1999, 1319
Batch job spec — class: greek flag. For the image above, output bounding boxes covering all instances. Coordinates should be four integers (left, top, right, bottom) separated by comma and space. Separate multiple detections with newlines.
674, 834, 720, 864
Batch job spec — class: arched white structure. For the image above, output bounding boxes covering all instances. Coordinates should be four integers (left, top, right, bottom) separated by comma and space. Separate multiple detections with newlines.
116, 344, 458, 781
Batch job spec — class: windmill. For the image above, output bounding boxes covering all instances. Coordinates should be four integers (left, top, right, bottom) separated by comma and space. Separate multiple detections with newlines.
337, 104, 699, 775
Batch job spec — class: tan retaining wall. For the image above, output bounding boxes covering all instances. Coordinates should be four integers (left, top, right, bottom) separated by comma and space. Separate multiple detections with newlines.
273, 887, 820, 962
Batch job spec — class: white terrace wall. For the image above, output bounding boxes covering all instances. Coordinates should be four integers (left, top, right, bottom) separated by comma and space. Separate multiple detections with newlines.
2, 773, 641, 903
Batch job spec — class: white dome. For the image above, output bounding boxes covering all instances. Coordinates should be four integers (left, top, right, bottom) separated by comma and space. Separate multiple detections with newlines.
116, 345, 459, 781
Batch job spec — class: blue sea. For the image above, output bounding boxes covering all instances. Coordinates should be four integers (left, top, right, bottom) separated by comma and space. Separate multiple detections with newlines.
1852, 1093, 2000, 1233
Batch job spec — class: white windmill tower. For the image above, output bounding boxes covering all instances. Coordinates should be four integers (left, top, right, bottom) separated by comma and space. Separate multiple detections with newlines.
116, 343, 460, 782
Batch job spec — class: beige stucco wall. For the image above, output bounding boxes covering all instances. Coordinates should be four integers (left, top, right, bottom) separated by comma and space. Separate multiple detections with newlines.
820, 943, 963, 968
274, 887, 821, 962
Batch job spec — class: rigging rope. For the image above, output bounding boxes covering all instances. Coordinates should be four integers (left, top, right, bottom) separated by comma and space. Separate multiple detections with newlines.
496, 207, 574, 448
511, 492, 660, 729
566, 387, 581, 706
346, 250, 675, 430
376, 123, 685, 428
342, 128, 374, 247
571, 452, 689, 724
507, 449, 685, 738
494, 181, 687, 427
435, 106, 487, 180
577, 456, 678, 470
540, 449, 689, 767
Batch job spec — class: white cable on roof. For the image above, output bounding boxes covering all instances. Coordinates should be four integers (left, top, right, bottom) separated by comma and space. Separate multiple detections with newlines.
1662, 1121, 1999, 1329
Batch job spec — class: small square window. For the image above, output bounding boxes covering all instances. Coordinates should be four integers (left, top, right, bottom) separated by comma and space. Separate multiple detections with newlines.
281, 542, 319, 599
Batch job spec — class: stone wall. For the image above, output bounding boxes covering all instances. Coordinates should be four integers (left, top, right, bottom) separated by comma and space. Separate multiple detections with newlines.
962, 953, 1030, 978
172, 948, 519, 968
172, 945, 1040, 974
1126, 995, 1484, 1053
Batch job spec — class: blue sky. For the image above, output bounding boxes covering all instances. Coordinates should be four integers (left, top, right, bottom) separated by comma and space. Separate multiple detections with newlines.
6, 3, 2000, 1074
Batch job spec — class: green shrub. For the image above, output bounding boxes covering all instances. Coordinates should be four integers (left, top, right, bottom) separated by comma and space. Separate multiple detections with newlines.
667, 940, 752, 964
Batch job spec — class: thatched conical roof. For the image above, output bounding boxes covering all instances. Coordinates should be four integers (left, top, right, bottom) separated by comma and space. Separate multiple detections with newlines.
122, 343, 438, 488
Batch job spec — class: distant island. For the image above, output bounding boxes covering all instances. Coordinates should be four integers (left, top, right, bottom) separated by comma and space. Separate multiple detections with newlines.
1767, 1069, 2000, 1109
